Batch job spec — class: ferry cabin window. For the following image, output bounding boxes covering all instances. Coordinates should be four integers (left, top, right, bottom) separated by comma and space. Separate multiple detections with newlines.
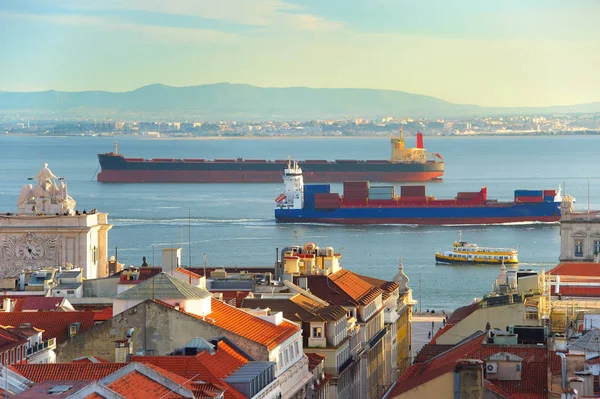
595, 240, 600, 255
575, 240, 584, 257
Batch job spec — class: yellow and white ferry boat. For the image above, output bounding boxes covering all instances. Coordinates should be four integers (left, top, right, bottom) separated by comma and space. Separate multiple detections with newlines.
435, 234, 518, 265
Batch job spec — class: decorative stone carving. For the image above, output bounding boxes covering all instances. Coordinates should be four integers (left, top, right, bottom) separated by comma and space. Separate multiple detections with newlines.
17, 163, 76, 216
1, 232, 61, 276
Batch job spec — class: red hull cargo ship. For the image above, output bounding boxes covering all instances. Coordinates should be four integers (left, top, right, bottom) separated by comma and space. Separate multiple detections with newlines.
97, 131, 443, 183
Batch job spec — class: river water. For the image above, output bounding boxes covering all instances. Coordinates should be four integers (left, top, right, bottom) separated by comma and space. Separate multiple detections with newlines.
1, 135, 599, 310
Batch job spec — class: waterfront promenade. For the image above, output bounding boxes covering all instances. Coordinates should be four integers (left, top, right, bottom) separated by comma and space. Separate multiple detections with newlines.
412, 313, 446, 361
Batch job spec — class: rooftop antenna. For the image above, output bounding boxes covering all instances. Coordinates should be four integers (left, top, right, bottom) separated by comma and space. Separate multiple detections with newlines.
188, 208, 192, 268
588, 177, 591, 214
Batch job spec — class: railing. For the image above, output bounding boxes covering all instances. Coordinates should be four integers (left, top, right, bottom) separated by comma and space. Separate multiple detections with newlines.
27, 338, 56, 356
480, 291, 541, 309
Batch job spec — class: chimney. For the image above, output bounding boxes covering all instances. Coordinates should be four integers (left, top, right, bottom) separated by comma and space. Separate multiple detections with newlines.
416, 132, 424, 149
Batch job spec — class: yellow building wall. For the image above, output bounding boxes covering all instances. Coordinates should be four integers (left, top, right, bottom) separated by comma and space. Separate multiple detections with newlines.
392, 372, 454, 399
397, 309, 409, 374
436, 303, 539, 345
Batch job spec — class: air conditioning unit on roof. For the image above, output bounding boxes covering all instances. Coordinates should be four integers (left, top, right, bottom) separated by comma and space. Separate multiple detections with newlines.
486, 362, 498, 374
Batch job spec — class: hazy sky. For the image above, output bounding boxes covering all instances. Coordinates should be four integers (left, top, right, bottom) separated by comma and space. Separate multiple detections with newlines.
1, 0, 599, 107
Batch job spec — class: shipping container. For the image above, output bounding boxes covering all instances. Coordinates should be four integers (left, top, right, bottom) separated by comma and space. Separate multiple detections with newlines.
305, 184, 331, 194
514, 190, 543, 197
457, 192, 480, 199
369, 194, 394, 200
401, 185, 426, 197
543, 196, 555, 202
543, 190, 557, 197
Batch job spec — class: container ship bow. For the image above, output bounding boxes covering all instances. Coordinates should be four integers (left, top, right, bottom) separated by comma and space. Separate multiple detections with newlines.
274, 163, 568, 225
97, 131, 443, 183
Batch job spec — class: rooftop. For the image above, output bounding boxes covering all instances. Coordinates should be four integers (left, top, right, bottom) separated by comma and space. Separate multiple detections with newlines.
568, 328, 600, 352
391, 332, 551, 399
303, 269, 384, 307
10, 363, 127, 382
549, 262, 600, 277
206, 299, 299, 350
0, 311, 95, 344
115, 273, 212, 301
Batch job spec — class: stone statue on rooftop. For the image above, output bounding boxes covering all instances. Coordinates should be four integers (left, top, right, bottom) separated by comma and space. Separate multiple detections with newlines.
17, 163, 76, 216
35, 163, 58, 192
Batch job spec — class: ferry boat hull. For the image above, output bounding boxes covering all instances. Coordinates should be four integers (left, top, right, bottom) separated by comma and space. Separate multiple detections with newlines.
434, 253, 519, 265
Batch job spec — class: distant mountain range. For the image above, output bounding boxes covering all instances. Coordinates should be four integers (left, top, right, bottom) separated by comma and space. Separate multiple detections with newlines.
0, 83, 598, 120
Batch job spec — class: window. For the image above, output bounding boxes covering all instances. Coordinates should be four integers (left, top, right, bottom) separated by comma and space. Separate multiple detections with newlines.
595, 240, 600, 255
17, 347, 20, 362
10, 349, 14, 364
67, 290, 75, 295
279, 353, 283, 366
313, 326, 322, 338
69, 324, 78, 337
294, 341, 300, 357
575, 240, 583, 257
284, 348, 289, 364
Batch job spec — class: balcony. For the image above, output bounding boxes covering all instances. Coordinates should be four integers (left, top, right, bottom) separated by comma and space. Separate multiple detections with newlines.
27, 338, 56, 356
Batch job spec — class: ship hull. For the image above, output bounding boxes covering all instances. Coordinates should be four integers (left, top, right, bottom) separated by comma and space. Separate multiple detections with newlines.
97, 169, 441, 183
97, 154, 443, 183
434, 254, 519, 265
274, 203, 561, 225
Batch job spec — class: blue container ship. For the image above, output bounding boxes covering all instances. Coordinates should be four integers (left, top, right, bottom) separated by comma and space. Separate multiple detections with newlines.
274, 162, 567, 225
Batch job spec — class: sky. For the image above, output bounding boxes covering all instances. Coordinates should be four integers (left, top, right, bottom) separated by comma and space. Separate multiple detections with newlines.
1, 0, 599, 107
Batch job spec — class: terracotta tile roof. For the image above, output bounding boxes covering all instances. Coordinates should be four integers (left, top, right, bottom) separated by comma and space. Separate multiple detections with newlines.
151, 297, 299, 351
19, 296, 65, 311
306, 353, 326, 371
0, 327, 27, 352
90, 307, 113, 322
549, 262, 600, 277
552, 285, 600, 297
131, 340, 248, 399
351, 273, 399, 300
83, 393, 105, 399
175, 267, 203, 280
242, 294, 346, 323
105, 369, 187, 399
207, 298, 299, 350
391, 332, 551, 399
10, 363, 127, 382
329, 270, 384, 306
414, 344, 455, 363
303, 270, 383, 307
0, 311, 95, 344
483, 379, 513, 398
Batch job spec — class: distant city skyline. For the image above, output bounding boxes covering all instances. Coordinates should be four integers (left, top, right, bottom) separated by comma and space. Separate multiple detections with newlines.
1, 0, 599, 107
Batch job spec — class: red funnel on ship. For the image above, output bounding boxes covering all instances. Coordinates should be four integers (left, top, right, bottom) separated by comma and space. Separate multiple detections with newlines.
416, 132, 424, 149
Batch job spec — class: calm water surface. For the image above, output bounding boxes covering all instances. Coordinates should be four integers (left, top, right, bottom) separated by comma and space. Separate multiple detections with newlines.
1, 135, 599, 311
